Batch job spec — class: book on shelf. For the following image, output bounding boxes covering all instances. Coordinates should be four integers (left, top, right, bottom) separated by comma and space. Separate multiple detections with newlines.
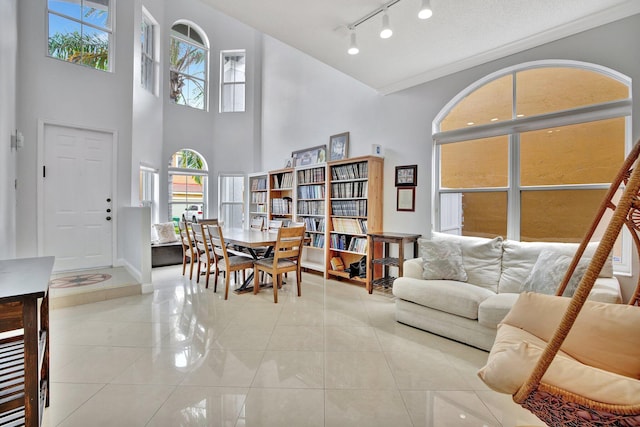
331, 217, 367, 234
330, 200, 367, 216
271, 197, 292, 214
297, 200, 325, 215
273, 172, 294, 189
330, 161, 368, 181
297, 167, 325, 184
251, 177, 267, 191
330, 256, 344, 271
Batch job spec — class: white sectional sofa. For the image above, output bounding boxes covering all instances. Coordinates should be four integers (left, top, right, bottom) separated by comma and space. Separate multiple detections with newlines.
392, 232, 622, 351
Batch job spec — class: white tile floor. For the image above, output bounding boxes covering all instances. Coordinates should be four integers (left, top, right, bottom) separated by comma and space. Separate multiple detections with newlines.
43, 266, 545, 427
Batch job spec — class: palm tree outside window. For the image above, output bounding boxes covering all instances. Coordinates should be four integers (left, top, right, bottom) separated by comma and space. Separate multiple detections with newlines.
169, 22, 209, 110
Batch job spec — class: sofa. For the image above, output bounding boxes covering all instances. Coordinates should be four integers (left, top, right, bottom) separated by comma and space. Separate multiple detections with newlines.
392, 232, 622, 351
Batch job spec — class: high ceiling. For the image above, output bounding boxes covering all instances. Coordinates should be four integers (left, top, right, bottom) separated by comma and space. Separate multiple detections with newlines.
200, 0, 640, 94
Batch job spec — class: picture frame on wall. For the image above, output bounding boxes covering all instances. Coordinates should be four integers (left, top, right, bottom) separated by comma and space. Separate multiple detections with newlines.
291, 145, 327, 167
397, 187, 416, 212
395, 164, 418, 187
329, 132, 349, 161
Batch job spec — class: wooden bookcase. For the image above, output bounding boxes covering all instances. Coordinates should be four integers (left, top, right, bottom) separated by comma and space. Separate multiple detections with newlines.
325, 156, 384, 285
248, 172, 268, 228
268, 168, 295, 224
295, 164, 328, 272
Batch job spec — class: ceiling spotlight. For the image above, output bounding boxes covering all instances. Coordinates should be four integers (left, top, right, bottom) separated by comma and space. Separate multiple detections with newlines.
418, 0, 433, 19
347, 29, 359, 55
380, 9, 393, 39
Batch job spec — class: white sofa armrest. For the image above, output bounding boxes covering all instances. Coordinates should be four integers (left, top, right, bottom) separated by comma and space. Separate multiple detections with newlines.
403, 257, 423, 280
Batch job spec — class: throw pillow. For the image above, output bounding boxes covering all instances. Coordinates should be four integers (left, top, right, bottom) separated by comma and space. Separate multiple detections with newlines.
153, 222, 178, 244
521, 249, 589, 297
420, 240, 468, 281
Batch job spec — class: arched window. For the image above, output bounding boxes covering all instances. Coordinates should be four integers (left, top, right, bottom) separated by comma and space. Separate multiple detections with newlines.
434, 60, 632, 272
168, 149, 208, 223
169, 21, 209, 110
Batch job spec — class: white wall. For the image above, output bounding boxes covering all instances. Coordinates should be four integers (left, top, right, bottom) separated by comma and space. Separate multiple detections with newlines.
16, 0, 136, 258
261, 14, 640, 300
0, 0, 17, 259
160, 1, 262, 222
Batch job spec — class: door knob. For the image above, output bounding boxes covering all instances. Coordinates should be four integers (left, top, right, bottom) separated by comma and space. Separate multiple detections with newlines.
106, 216, 112, 221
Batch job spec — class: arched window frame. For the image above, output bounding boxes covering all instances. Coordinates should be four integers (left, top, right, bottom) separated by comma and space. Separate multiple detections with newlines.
433, 60, 633, 274
169, 20, 210, 110
168, 149, 209, 223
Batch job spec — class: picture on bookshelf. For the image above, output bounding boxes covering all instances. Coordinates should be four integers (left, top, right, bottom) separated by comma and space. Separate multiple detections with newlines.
329, 132, 349, 161
395, 164, 418, 187
292, 145, 327, 167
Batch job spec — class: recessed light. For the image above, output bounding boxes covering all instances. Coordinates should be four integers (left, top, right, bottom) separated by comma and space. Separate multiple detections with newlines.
490, 117, 498, 122
467, 122, 475, 126
516, 114, 525, 118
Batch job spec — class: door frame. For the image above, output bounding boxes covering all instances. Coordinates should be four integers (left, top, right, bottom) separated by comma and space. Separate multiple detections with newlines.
36, 119, 119, 268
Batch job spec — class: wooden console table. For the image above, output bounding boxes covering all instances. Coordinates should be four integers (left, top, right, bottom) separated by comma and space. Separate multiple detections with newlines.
367, 232, 420, 294
0, 256, 54, 427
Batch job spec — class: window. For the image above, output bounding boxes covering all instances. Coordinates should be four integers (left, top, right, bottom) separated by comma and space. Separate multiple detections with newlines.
139, 165, 159, 225
168, 149, 208, 223
218, 174, 245, 228
434, 61, 632, 273
47, 0, 113, 71
220, 50, 246, 112
141, 9, 158, 94
169, 22, 208, 110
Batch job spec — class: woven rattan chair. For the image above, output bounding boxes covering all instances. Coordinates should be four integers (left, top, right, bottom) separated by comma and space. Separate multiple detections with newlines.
479, 140, 640, 426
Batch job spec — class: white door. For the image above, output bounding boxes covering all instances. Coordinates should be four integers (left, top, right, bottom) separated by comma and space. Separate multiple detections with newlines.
43, 124, 113, 271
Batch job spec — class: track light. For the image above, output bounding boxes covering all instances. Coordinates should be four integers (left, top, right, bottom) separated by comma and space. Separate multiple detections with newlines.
380, 9, 393, 39
347, 29, 359, 55
418, 0, 433, 19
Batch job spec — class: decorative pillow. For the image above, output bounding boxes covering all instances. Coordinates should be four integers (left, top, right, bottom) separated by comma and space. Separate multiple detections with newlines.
153, 222, 178, 244
420, 240, 468, 281
521, 249, 589, 297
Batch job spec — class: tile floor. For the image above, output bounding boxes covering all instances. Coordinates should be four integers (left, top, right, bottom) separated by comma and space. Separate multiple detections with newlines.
43, 266, 545, 427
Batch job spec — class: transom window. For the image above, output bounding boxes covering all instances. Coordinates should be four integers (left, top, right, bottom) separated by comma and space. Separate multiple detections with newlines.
47, 0, 113, 71
220, 50, 246, 113
169, 21, 208, 110
168, 150, 208, 223
434, 61, 632, 273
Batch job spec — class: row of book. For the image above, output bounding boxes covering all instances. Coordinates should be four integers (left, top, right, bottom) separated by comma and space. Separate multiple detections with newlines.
251, 192, 267, 203
297, 200, 325, 215
309, 234, 325, 248
297, 185, 325, 199
331, 217, 367, 234
331, 182, 368, 198
271, 172, 294, 189
329, 234, 368, 254
271, 197, 292, 214
331, 200, 367, 216
330, 161, 368, 181
301, 217, 325, 232
297, 167, 325, 184
251, 177, 267, 191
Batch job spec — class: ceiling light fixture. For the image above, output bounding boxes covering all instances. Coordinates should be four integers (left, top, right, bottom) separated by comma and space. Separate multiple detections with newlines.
345, 0, 433, 55
380, 8, 393, 39
347, 28, 359, 55
418, 0, 433, 19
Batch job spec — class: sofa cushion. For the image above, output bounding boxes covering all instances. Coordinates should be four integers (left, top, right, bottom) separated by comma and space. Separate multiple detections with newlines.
431, 232, 503, 292
420, 240, 467, 281
502, 292, 640, 379
153, 222, 179, 244
478, 323, 640, 405
477, 293, 520, 329
392, 277, 495, 320
499, 240, 612, 294
521, 249, 590, 297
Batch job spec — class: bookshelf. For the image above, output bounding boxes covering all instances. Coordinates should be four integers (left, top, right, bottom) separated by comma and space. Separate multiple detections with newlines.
248, 172, 268, 228
326, 156, 383, 285
295, 164, 327, 272
269, 168, 294, 223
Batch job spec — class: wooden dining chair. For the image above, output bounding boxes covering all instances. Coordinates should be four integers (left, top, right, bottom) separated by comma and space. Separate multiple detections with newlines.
253, 226, 306, 303
191, 223, 210, 285
178, 220, 197, 279
208, 225, 255, 300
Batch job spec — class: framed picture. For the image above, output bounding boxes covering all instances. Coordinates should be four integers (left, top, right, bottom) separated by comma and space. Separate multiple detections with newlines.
397, 187, 415, 212
329, 132, 349, 161
292, 145, 327, 167
395, 164, 418, 187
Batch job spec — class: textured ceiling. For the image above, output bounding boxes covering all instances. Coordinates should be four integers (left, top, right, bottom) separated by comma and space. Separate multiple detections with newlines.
200, 0, 640, 94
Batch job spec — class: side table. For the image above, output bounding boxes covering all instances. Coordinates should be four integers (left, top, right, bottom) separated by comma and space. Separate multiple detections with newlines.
367, 232, 421, 294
